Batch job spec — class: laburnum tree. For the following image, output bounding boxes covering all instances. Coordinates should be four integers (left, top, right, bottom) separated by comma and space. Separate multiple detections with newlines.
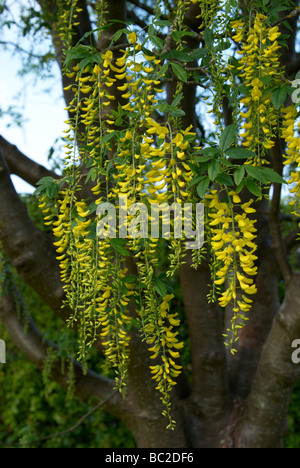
2, 0, 300, 448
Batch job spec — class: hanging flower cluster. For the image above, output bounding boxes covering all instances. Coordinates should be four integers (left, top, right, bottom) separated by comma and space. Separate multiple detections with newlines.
233, 14, 282, 161
190, 0, 221, 23
38, 3, 204, 426
38, 0, 300, 427
281, 105, 300, 215
57, 0, 83, 49
206, 190, 257, 352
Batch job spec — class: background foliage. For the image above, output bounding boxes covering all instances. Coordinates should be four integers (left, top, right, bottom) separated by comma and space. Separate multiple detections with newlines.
2, 0, 300, 448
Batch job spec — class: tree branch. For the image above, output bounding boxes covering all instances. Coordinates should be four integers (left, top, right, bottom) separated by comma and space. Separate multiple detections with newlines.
236, 274, 300, 448
285, 54, 300, 76
0, 135, 59, 187
0, 147, 68, 321
0, 283, 123, 417
179, 256, 229, 419
0, 40, 50, 59
285, 227, 300, 253
36, 0, 95, 118
127, 0, 157, 17
269, 138, 293, 284
224, 197, 281, 399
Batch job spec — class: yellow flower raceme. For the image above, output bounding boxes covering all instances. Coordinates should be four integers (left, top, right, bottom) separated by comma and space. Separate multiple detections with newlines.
235, 14, 282, 161
206, 190, 258, 353
281, 105, 300, 214
43, 21, 200, 428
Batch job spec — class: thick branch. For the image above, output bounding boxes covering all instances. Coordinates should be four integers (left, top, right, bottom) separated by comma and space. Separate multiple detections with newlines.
285, 227, 300, 253
269, 138, 293, 284
0, 135, 59, 187
224, 196, 281, 399
37, 0, 95, 120
179, 256, 229, 419
0, 287, 123, 416
226, 246, 281, 399
127, 0, 156, 17
286, 54, 300, 76
0, 147, 68, 321
236, 274, 300, 448
166, 2, 229, 421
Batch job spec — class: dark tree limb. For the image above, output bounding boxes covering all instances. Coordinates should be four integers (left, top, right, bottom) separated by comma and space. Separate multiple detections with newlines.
0, 135, 59, 187
165, 2, 229, 423
0, 147, 68, 321
236, 274, 300, 448
222, 96, 233, 127
285, 227, 300, 253
0, 285, 123, 416
179, 256, 229, 420
127, 0, 157, 17
36, 0, 95, 123
226, 246, 281, 399
269, 138, 293, 284
286, 54, 300, 76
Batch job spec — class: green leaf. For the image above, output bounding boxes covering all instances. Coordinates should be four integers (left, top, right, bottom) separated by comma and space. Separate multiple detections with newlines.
271, 87, 288, 110
225, 148, 256, 159
34, 177, 59, 198
156, 63, 169, 79
208, 160, 220, 181
36, 176, 57, 186
171, 92, 183, 108
187, 48, 208, 60
167, 50, 191, 62
169, 108, 185, 117
87, 201, 98, 214
149, 35, 164, 50
46, 183, 59, 199
64, 45, 94, 68
101, 131, 117, 144
188, 175, 206, 189
106, 159, 114, 174
154, 19, 173, 27
203, 28, 214, 49
171, 30, 196, 42
200, 147, 220, 156
245, 166, 286, 184
85, 167, 97, 184
245, 165, 265, 182
197, 177, 210, 198
245, 177, 262, 198
123, 275, 137, 284
256, 167, 286, 184
111, 29, 123, 43
194, 155, 215, 163
219, 125, 236, 152
153, 278, 168, 298
215, 40, 231, 52
234, 166, 245, 186
236, 179, 245, 193
86, 222, 97, 240
110, 238, 130, 257
171, 62, 188, 83
216, 173, 234, 186
148, 24, 155, 36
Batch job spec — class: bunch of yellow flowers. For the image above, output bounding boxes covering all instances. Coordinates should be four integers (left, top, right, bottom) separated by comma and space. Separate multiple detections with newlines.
281, 105, 300, 215
206, 190, 258, 353
233, 14, 282, 160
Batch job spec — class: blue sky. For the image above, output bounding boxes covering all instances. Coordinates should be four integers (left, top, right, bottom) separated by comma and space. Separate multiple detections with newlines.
0, 0, 67, 193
